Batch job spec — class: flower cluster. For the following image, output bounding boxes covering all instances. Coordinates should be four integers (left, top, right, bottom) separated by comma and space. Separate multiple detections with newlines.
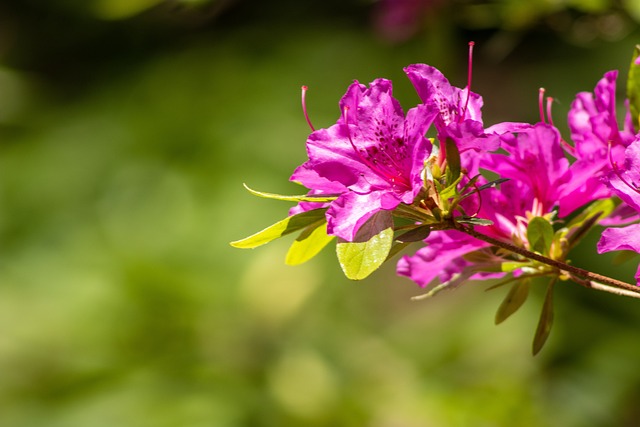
232, 44, 640, 354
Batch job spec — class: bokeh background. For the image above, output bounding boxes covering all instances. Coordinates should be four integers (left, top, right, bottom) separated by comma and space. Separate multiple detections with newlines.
2, 0, 640, 426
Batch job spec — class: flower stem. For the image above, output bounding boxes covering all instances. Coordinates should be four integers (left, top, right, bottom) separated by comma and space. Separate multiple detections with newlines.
456, 224, 640, 295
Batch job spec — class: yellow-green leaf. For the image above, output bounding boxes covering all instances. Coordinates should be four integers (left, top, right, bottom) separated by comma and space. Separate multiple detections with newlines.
336, 211, 394, 280
243, 183, 337, 203
285, 220, 335, 265
230, 208, 327, 249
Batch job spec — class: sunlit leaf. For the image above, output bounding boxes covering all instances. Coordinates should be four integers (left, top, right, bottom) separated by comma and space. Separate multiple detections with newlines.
243, 183, 337, 203
285, 220, 335, 265
230, 208, 327, 249
336, 211, 394, 280
495, 279, 530, 324
532, 279, 556, 356
565, 198, 615, 230
527, 217, 554, 255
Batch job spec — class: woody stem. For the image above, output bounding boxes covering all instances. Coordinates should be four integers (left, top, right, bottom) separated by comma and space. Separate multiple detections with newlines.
455, 224, 640, 294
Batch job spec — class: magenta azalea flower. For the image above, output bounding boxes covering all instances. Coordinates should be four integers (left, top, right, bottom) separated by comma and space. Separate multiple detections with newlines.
597, 139, 640, 282
559, 71, 637, 216
290, 78, 437, 241
404, 63, 500, 153
398, 123, 576, 287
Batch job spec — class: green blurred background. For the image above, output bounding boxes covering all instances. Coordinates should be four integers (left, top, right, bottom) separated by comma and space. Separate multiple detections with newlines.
2, 0, 640, 426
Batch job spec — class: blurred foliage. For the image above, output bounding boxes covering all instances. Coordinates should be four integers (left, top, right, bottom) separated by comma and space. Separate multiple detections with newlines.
2, 0, 640, 426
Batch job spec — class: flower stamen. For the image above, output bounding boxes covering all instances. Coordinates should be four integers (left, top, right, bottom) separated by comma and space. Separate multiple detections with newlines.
538, 88, 546, 123
460, 41, 475, 123
301, 85, 315, 131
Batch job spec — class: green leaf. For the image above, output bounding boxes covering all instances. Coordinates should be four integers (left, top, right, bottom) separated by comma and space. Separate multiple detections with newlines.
532, 279, 555, 356
495, 279, 530, 324
565, 197, 615, 230
243, 183, 337, 203
627, 44, 640, 130
527, 217, 554, 255
230, 208, 328, 249
336, 211, 394, 280
285, 220, 335, 265
395, 224, 431, 243
563, 198, 616, 249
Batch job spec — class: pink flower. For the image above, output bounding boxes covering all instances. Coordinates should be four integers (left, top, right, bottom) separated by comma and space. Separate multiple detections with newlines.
559, 71, 637, 216
290, 78, 437, 241
404, 63, 500, 153
597, 139, 640, 282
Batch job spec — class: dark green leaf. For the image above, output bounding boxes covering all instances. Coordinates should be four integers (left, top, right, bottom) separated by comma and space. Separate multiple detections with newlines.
285, 220, 335, 265
230, 208, 327, 249
243, 183, 337, 203
495, 279, 530, 324
395, 224, 431, 243
386, 241, 411, 261
527, 217, 554, 255
336, 211, 394, 280
627, 45, 640, 130
476, 178, 509, 191
532, 279, 555, 356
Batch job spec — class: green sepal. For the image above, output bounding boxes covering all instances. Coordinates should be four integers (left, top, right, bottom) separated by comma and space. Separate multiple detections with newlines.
527, 216, 554, 255
336, 211, 394, 280
438, 174, 464, 201
444, 138, 461, 184
501, 261, 530, 273
532, 279, 556, 356
495, 279, 530, 324
243, 183, 337, 203
627, 44, 640, 130
457, 217, 493, 226
285, 220, 335, 265
230, 208, 328, 249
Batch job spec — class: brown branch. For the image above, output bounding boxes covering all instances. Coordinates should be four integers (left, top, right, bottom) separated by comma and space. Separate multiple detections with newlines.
455, 224, 640, 295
